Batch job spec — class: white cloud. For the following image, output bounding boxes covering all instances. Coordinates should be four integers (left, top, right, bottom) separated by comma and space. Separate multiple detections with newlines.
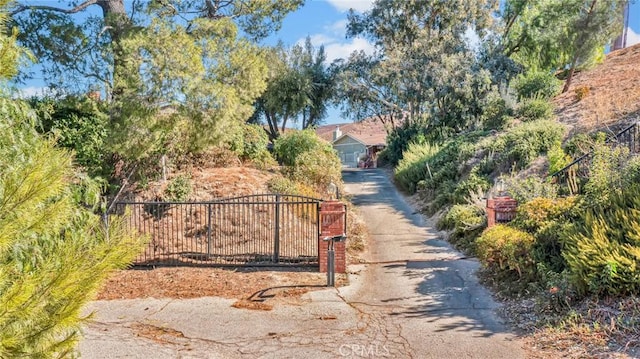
323, 38, 375, 63
627, 27, 640, 46
327, 19, 349, 36
17, 86, 51, 98
308, 34, 334, 45
302, 20, 375, 63
325, 0, 374, 13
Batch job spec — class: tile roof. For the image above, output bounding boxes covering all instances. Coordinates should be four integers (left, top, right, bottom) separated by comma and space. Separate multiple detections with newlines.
316, 117, 391, 146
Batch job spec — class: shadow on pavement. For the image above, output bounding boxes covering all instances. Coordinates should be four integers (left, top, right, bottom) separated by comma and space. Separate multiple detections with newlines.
343, 168, 513, 339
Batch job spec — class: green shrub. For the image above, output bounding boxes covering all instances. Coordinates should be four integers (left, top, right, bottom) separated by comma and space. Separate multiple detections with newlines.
384, 120, 430, 166
622, 156, 640, 184
394, 141, 440, 193
513, 70, 561, 100
437, 204, 485, 251
583, 142, 629, 207
564, 132, 598, 157
512, 197, 579, 233
501, 176, 559, 203
376, 147, 393, 167
273, 129, 328, 166
0, 98, 143, 357
30, 96, 109, 177
273, 129, 341, 193
230, 123, 275, 168
452, 173, 490, 204
267, 176, 298, 194
547, 141, 571, 175
476, 225, 537, 282
428, 180, 457, 214
287, 147, 342, 193
512, 196, 582, 273
420, 136, 480, 190
516, 97, 554, 122
164, 174, 192, 201
482, 95, 513, 130
493, 119, 564, 170
267, 176, 318, 198
564, 186, 640, 296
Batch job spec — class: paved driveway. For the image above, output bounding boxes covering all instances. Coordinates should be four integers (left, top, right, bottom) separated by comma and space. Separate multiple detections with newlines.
79, 169, 524, 358
339, 169, 524, 358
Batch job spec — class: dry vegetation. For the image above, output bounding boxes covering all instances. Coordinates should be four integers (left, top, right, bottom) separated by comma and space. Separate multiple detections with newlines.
554, 43, 640, 136
101, 160, 363, 302
131, 166, 276, 202
498, 296, 640, 359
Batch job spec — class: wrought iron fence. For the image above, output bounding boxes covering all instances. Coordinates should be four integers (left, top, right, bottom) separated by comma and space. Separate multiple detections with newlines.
110, 194, 322, 267
551, 122, 640, 193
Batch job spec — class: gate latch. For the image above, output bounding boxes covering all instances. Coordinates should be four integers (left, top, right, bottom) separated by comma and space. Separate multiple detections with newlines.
322, 234, 346, 242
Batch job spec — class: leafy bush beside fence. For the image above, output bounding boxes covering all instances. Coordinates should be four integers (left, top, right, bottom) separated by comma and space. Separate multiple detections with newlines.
273, 129, 342, 195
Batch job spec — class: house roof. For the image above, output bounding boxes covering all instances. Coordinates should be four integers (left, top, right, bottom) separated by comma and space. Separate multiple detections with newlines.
316, 117, 392, 146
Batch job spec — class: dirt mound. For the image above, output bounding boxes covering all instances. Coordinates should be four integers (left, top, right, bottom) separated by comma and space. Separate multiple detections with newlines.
189, 167, 276, 200
131, 166, 277, 201
554, 43, 640, 136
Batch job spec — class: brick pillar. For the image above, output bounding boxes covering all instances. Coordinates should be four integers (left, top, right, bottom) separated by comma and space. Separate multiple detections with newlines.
486, 197, 518, 228
319, 201, 346, 273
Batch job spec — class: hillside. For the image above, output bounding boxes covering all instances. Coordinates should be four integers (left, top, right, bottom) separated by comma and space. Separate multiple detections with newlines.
554, 43, 640, 136
130, 166, 275, 202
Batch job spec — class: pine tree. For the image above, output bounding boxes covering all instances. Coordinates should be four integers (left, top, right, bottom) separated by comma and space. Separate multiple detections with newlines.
0, 2, 144, 356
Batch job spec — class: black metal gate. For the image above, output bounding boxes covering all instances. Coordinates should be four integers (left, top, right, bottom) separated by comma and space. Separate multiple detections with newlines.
111, 194, 321, 266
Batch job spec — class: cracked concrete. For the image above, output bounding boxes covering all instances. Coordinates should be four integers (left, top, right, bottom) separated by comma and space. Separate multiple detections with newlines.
79, 168, 525, 358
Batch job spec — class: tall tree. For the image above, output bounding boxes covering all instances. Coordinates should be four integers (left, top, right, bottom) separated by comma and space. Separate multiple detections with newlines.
296, 38, 333, 130
251, 37, 334, 140
500, 0, 625, 92
11, 0, 303, 158
339, 0, 499, 133
0, 2, 143, 356
558, 0, 626, 92
333, 50, 405, 130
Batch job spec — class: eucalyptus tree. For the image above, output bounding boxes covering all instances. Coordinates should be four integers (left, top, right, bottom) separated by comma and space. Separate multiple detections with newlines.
339, 0, 499, 134
11, 0, 303, 158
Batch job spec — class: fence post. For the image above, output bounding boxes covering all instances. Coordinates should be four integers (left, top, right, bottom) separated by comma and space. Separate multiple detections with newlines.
207, 203, 212, 257
274, 194, 280, 263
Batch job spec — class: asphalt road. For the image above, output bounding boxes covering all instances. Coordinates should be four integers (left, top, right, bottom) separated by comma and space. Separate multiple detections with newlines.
339, 169, 524, 358
78, 168, 525, 358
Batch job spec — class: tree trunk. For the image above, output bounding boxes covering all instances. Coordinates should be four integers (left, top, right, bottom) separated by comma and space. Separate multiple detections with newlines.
563, 0, 598, 94
562, 56, 578, 93
97, 0, 134, 105
265, 112, 279, 140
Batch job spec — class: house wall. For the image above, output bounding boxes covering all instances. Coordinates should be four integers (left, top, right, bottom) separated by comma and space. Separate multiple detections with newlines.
332, 136, 366, 168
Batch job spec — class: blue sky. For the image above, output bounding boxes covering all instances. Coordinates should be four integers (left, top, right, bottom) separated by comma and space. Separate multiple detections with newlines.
16, 0, 640, 125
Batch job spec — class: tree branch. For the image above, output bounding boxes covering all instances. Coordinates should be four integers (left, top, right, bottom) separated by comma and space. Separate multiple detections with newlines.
11, 0, 98, 16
